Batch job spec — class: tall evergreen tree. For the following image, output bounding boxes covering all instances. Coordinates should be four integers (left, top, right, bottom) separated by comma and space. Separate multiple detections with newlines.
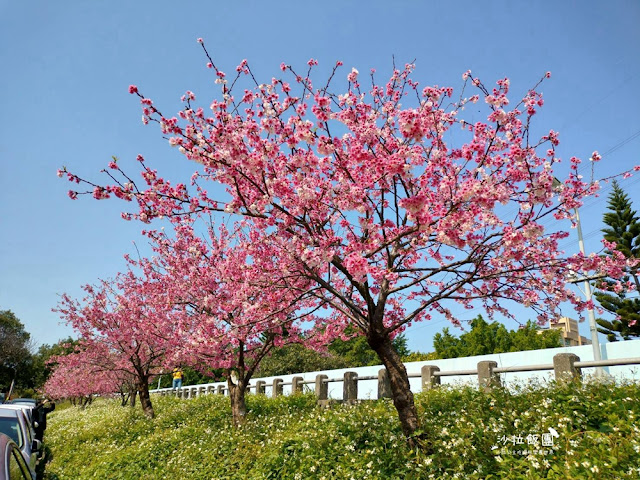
594, 181, 640, 340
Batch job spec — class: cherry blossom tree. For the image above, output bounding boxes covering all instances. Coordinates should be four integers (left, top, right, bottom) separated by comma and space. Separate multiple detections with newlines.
55, 268, 185, 418
141, 221, 323, 425
61, 44, 639, 438
42, 346, 122, 406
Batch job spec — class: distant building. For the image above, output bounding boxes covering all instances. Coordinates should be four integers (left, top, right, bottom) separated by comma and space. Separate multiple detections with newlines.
549, 317, 591, 347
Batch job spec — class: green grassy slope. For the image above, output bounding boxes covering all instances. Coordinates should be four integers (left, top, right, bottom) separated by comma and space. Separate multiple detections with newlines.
43, 381, 640, 479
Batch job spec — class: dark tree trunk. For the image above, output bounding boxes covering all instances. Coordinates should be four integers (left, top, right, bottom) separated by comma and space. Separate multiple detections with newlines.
368, 330, 420, 439
136, 376, 154, 418
129, 387, 137, 408
227, 379, 247, 426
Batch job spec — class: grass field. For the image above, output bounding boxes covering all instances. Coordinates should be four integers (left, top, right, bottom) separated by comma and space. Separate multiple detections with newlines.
42, 380, 640, 479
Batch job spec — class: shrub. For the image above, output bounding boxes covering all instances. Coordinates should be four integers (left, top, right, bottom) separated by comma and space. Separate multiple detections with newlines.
43, 380, 640, 479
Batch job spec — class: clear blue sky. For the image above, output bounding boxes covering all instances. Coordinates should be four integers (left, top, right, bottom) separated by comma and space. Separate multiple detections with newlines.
1, 0, 639, 352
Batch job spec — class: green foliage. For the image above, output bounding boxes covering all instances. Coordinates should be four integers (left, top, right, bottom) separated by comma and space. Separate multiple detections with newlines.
594, 180, 640, 341
601, 181, 640, 260
402, 351, 438, 362
154, 366, 220, 389
329, 333, 412, 368
432, 315, 562, 359
255, 334, 414, 377
256, 343, 348, 377
0, 309, 35, 393
328, 335, 381, 367
510, 321, 564, 351
0, 311, 79, 397
42, 380, 640, 479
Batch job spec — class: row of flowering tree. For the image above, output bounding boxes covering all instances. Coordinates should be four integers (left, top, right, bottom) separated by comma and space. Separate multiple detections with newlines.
50, 267, 182, 417
42, 343, 127, 408
57, 40, 638, 439
47, 221, 327, 422
139, 222, 325, 424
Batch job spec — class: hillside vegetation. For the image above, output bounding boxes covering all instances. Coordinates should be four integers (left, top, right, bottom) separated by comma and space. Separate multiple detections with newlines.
43, 381, 640, 479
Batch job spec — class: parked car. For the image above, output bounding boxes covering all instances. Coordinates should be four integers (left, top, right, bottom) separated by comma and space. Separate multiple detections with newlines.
0, 406, 34, 429
0, 433, 32, 480
0, 409, 39, 480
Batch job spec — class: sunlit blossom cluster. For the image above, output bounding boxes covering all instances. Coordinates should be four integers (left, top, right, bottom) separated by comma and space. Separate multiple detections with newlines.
58, 40, 639, 434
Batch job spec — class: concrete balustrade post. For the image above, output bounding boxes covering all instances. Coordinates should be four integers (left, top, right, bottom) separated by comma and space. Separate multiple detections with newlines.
256, 381, 266, 395
272, 378, 283, 397
553, 353, 582, 382
343, 371, 358, 404
216, 385, 225, 395
421, 365, 441, 390
207, 386, 215, 394
315, 374, 328, 401
377, 369, 392, 399
292, 376, 304, 394
478, 361, 501, 392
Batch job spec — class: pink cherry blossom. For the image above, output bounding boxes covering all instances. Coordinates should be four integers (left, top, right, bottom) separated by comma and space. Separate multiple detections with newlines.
61, 57, 640, 438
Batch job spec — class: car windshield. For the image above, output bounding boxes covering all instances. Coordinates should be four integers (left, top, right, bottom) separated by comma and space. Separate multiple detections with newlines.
0, 418, 23, 448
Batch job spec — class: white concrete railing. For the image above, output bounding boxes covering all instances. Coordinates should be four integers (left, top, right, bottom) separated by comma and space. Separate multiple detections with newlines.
151, 339, 640, 401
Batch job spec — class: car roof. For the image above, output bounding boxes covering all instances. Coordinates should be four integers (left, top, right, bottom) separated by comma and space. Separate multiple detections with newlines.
0, 406, 32, 419
0, 410, 20, 419
0, 409, 29, 428
7, 399, 36, 406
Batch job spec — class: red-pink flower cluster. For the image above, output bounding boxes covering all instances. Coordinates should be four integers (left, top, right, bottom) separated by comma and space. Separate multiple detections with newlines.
57, 49, 639, 429
60, 56, 639, 332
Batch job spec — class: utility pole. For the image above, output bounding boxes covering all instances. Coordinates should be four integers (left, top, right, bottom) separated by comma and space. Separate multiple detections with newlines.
553, 177, 605, 376
573, 208, 606, 376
